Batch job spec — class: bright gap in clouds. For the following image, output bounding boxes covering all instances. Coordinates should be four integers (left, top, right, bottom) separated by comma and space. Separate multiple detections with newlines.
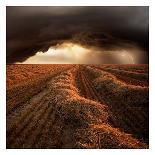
18, 42, 140, 64
21, 43, 91, 64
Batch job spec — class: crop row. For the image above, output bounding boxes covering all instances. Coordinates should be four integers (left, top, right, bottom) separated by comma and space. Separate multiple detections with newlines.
84, 66, 149, 143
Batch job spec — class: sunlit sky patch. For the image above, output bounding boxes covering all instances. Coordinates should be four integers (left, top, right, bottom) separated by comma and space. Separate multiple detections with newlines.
16, 42, 147, 64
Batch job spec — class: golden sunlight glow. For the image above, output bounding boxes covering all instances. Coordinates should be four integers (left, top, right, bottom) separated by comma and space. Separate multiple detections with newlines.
120, 50, 135, 64
21, 43, 91, 64
17, 42, 141, 64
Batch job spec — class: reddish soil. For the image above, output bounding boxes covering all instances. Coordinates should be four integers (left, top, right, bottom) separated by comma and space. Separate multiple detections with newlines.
6, 64, 149, 149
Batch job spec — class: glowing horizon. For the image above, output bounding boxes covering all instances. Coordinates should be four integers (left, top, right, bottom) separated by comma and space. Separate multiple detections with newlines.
15, 42, 146, 64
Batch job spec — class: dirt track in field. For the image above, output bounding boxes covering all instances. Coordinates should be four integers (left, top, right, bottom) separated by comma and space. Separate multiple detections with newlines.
6, 64, 149, 149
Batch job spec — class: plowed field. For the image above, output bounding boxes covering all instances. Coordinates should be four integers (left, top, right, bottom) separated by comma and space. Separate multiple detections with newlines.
6, 64, 149, 149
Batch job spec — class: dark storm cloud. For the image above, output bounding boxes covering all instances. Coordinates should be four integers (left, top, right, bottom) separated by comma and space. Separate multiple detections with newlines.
6, 6, 149, 63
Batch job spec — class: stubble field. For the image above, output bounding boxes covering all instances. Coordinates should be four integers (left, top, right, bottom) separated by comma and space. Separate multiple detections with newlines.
6, 64, 149, 149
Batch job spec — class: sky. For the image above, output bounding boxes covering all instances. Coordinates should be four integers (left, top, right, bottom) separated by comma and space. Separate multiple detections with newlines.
6, 6, 149, 64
